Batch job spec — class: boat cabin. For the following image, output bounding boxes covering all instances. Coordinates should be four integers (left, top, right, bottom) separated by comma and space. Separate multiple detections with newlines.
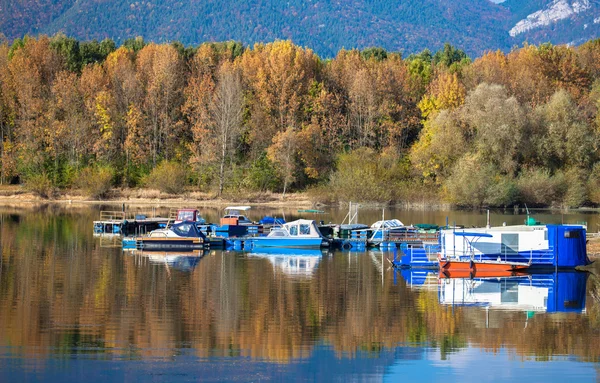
175, 209, 206, 224
268, 219, 325, 238
149, 221, 206, 238
221, 206, 253, 225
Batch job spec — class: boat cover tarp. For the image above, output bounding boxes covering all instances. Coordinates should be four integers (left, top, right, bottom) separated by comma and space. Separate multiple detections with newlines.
171, 221, 206, 238
259, 216, 286, 225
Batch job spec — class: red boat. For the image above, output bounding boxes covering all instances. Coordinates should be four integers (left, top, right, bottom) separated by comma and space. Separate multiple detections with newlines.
438, 255, 530, 279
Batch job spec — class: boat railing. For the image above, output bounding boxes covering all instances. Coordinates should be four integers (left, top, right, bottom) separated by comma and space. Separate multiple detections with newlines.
402, 243, 440, 263
148, 231, 169, 238
443, 240, 554, 266
99, 211, 126, 222
377, 230, 440, 243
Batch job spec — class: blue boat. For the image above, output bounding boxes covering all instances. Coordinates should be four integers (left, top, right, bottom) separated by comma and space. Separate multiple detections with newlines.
250, 219, 331, 249
395, 223, 590, 269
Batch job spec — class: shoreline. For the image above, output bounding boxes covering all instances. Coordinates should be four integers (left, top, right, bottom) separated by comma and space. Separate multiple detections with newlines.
0, 186, 455, 209
0, 187, 315, 208
1, 186, 600, 212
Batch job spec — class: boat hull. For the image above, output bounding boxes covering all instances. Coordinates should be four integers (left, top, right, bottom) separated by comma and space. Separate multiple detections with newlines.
135, 237, 205, 250
251, 237, 327, 249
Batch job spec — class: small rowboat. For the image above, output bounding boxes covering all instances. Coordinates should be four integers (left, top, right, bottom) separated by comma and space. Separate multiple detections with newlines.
438, 255, 530, 279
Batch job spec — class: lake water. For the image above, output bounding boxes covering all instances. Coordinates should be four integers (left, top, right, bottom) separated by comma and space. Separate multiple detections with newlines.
0, 205, 599, 382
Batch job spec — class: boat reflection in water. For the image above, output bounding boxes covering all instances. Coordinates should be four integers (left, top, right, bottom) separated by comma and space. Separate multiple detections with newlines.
248, 248, 329, 278
131, 249, 208, 272
399, 269, 588, 314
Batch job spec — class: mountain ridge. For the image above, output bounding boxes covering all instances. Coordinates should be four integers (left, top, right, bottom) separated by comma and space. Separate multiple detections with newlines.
1, 0, 600, 57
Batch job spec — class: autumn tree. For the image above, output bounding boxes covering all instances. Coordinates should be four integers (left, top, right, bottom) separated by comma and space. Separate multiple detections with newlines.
267, 127, 298, 196
136, 43, 184, 166
461, 83, 527, 175
535, 89, 596, 171
241, 41, 319, 154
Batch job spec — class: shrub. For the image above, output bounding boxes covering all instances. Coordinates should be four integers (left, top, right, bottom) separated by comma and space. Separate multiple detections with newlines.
587, 163, 600, 205
242, 154, 280, 192
76, 165, 114, 199
516, 168, 567, 206
327, 148, 393, 203
443, 154, 517, 207
25, 173, 53, 198
562, 168, 587, 208
144, 161, 188, 194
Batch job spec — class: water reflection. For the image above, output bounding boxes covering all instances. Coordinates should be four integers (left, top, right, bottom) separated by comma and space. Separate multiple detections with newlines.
248, 248, 328, 278
130, 249, 207, 272
441, 272, 586, 313
400, 269, 589, 314
0, 206, 599, 381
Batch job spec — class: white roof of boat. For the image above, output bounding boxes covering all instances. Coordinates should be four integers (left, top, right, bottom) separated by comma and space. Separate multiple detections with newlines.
284, 219, 317, 226
371, 219, 404, 228
224, 206, 251, 211
442, 225, 546, 233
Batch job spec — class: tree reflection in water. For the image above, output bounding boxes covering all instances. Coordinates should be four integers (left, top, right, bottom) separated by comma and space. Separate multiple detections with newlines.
0, 206, 598, 369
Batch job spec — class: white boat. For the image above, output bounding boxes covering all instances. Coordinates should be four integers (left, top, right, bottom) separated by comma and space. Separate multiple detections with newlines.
221, 206, 253, 225
439, 223, 588, 268
250, 219, 330, 248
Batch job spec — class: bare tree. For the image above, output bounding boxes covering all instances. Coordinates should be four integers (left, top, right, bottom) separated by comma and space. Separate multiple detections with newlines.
210, 63, 244, 195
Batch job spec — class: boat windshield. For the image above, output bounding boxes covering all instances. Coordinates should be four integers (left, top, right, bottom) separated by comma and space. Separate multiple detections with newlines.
173, 223, 192, 236
300, 224, 310, 235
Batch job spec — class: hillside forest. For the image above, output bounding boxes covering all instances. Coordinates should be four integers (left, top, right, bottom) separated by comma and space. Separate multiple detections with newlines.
1, 35, 600, 207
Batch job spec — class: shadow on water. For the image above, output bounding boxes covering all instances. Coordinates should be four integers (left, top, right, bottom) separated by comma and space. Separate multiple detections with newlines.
0, 206, 599, 381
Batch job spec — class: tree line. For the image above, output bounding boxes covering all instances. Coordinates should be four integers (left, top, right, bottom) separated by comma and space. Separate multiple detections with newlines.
1, 34, 600, 207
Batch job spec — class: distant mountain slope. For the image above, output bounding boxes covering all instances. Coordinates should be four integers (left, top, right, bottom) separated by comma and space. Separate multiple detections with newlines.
505, 0, 600, 46
1, 0, 600, 57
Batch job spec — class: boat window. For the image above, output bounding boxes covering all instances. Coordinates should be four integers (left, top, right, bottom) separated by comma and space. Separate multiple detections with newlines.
300, 224, 311, 235
564, 230, 580, 238
174, 223, 191, 236
289, 225, 298, 236
501, 233, 519, 255
500, 280, 519, 303
178, 211, 195, 221
270, 230, 286, 237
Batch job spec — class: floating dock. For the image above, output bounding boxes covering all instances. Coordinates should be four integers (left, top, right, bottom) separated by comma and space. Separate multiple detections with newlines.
93, 211, 170, 236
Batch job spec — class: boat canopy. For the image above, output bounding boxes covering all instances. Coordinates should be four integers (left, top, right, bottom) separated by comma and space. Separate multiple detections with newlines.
269, 219, 325, 238
259, 216, 286, 225
371, 219, 405, 229
170, 221, 206, 238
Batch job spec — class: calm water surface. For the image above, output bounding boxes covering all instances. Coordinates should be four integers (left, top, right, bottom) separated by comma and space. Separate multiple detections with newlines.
0, 205, 599, 382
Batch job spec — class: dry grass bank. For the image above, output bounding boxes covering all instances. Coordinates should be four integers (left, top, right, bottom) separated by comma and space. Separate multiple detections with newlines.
0, 185, 316, 208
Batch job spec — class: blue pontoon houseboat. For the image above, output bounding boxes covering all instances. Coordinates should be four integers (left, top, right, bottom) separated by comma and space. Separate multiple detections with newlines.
395, 223, 590, 269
